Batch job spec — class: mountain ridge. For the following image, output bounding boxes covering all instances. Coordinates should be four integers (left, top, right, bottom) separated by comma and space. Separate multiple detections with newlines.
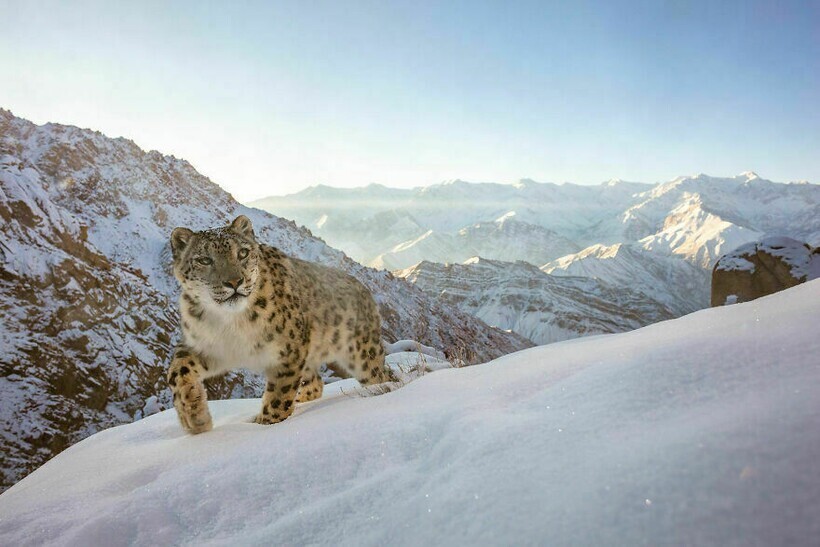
252, 170, 819, 328
397, 257, 677, 344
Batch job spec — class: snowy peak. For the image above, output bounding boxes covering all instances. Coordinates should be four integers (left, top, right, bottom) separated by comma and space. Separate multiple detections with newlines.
494, 210, 517, 223
638, 194, 763, 268
648, 172, 772, 200
543, 241, 711, 315
614, 173, 818, 260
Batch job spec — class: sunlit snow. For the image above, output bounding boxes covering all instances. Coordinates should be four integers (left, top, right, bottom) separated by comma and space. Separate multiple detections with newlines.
1, 281, 818, 545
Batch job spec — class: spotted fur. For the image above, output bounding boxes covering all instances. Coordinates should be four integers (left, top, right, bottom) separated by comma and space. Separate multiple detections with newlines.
166, 215, 395, 433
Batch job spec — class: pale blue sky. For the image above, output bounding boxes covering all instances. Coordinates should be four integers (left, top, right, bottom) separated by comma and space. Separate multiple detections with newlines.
1, 0, 818, 200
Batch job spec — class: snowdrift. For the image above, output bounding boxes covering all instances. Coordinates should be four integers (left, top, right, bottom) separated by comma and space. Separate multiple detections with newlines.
1, 281, 819, 545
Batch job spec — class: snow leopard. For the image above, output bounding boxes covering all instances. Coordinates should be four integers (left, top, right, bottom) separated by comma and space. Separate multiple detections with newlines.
166, 215, 395, 434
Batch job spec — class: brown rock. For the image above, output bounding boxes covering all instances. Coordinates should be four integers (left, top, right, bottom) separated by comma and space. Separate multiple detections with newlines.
711, 237, 817, 306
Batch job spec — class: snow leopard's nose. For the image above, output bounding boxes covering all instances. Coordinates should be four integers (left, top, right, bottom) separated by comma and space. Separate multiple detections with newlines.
223, 276, 244, 290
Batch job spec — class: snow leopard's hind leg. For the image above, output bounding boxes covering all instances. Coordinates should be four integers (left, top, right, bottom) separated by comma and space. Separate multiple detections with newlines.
255, 356, 308, 425
295, 369, 323, 403
348, 338, 398, 386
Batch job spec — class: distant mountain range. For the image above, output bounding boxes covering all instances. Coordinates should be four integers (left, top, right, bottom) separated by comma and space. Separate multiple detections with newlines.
252, 174, 819, 269
0, 110, 530, 491
252, 172, 819, 343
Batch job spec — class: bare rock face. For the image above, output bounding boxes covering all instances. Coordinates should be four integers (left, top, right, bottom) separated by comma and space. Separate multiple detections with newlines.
711, 237, 818, 306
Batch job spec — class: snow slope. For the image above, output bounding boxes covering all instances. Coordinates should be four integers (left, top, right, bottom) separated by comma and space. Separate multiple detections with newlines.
2, 281, 818, 546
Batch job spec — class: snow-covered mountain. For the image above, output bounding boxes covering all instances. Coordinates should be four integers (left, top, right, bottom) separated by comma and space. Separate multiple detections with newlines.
620, 172, 819, 254
251, 178, 654, 265
397, 257, 676, 345
542, 242, 712, 315
3, 280, 817, 545
372, 215, 580, 271
0, 110, 531, 492
252, 173, 820, 264
252, 171, 819, 327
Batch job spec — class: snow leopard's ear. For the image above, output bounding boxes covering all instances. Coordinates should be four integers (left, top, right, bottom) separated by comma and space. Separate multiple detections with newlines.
230, 215, 255, 240
170, 227, 194, 261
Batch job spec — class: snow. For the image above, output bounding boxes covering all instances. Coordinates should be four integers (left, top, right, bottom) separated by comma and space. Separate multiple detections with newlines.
384, 340, 446, 361
2, 281, 819, 545
636, 194, 763, 268
385, 350, 451, 373
758, 236, 815, 279
718, 236, 817, 280
254, 173, 817, 339
494, 210, 516, 223
715, 256, 756, 272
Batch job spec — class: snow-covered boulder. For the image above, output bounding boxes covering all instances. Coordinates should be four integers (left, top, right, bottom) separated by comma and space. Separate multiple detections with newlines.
711, 236, 819, 306
2, 280, 818, 546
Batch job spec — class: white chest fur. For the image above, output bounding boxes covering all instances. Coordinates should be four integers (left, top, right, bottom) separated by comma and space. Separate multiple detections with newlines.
184, 305, 277, 373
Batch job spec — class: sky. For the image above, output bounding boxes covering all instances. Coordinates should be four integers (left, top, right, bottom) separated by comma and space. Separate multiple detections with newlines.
1, 0, 818, 201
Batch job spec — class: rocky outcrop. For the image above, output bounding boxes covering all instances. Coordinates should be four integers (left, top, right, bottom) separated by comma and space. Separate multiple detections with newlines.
711, 237, 819, 306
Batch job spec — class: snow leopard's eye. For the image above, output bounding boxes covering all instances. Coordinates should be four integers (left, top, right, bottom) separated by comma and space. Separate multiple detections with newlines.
196, 256, 213, 266
238, 248, 249, 260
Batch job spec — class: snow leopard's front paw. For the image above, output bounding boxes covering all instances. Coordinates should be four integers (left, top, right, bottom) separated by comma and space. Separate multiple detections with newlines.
174, 380, 213, 434
168, 347, 213, 434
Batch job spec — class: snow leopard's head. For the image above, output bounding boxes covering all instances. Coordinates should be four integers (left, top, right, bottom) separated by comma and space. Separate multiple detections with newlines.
170, 215, 261, 311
